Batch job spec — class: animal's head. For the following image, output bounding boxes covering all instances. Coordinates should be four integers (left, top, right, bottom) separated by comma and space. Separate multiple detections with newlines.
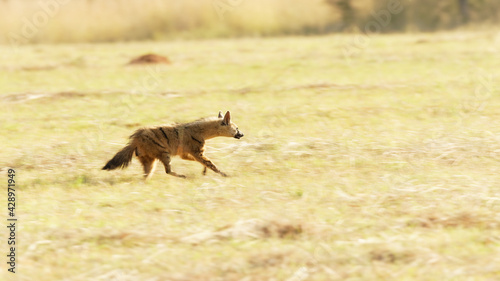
217, 111, 244, 139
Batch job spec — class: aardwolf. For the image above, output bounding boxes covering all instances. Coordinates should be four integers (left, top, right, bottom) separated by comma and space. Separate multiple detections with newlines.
102, 111, 244, 180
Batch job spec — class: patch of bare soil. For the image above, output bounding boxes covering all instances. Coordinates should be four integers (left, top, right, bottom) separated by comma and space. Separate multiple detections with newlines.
2, 91, 86, 103
180, 219, 303, 245
20, 65, 60, 71
369, 248, 415, 264
407, 212, 500, 229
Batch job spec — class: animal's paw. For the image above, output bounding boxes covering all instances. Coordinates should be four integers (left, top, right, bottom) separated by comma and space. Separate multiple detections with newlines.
219, 172, 228, 177
169, 172, 186, 178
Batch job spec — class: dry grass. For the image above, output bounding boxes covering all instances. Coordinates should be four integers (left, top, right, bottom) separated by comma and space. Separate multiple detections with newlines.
0, 0, 336, 44
1, 31, 500, 280
2, 0, 500, 44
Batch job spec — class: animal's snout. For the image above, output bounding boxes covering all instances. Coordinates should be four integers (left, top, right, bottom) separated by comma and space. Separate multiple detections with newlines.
234, 131, 244, 139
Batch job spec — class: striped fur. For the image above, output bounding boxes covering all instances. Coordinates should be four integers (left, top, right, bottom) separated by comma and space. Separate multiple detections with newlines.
102, 111, 244, 180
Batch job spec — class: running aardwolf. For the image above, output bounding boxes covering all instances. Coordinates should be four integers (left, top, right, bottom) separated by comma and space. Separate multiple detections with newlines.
102, 111, 244, 180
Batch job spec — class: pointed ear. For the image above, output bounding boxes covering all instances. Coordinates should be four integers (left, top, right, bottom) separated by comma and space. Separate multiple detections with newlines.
222, 111, 231, 125
218, 111, 223, 118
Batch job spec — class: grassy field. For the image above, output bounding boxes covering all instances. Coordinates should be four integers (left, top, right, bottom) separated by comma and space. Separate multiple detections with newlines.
1, 31, 500, 280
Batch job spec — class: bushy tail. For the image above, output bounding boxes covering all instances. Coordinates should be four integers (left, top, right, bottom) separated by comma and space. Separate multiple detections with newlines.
102, 143, 136, 170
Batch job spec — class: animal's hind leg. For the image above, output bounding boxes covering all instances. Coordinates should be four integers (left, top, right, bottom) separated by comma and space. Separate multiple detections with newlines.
139, 156, 157, 180
159, 153, 186, 178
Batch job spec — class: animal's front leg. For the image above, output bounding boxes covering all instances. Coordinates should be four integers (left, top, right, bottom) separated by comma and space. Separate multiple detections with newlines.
181, 153, 208, 175
192, 153, 227, 177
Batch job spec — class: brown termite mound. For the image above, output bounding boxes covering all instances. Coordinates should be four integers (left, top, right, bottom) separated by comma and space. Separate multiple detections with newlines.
128, 53, 170, 65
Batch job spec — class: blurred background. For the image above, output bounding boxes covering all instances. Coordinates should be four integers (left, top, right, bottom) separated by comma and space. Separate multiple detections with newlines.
1, 0, 499, 44
2, 1, 500, 280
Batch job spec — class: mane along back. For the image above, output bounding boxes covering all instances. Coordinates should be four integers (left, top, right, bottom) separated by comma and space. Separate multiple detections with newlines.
182, 116, 220, 126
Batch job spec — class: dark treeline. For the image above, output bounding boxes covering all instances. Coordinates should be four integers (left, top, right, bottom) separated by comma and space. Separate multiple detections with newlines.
327, 0, 500, 32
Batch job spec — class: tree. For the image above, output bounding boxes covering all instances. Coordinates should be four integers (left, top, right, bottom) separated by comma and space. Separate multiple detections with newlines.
458, 0, 469, 24
325, 0, 355, 30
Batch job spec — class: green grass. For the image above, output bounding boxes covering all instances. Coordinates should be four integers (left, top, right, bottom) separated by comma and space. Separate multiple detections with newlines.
1, 31, 500, 280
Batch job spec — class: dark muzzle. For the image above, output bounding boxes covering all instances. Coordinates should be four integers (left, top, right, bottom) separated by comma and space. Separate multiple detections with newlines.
234, 131, 244, 139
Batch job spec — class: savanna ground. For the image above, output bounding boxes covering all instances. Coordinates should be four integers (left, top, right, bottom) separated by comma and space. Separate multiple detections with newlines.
1, 31, 500, 280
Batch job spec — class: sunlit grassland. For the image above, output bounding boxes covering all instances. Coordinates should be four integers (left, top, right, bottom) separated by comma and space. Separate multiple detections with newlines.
1, 32, 500, 280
